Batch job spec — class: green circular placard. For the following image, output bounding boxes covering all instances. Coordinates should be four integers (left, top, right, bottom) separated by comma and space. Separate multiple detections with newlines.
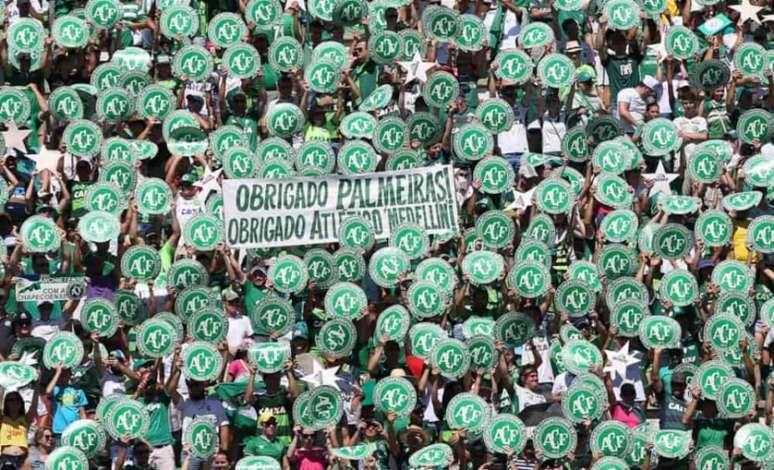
85, 0, 120, 28
338, 216, 375, 250
135, 178, 173, 215
268, 255, 308, 295
455, 14, 485, 51
600, 209, 638, 243
81, 298, 118, 337
665, 25, 698, 60
182, 341, 223, 381
368, 30, 402, 64
48, 86, 84, 121
495, 312, 535, 348
115, 290, 145, 325
43, 331, 84, 369
375, 305, 411, 341
64, 119, 103, 157
688, 146, 721, 184
590, 421, 632, 458
338, 140, 378, 174
476, 210, 515, 249
121, 245, 161, 282
407, 281, 446, 319
46, 447, 89, 470
483, 413, 527, 454
408, 322, 446, 359
493, 49, 533, 84
734, 43, 767, 79
183, 214, 223, 252
390, 223, 429, 260
555, 280, 595, 317
748, 215, 774, 253
173, 45, 214, 82
167, 259, 209, 290
251, 296, 294, 336
268, 36, 304, 72
641, 118, 682, 156
733, 424, 773, 462
519, 22, 554, 48
20, 215, 61, 253
533, 417, 578, 459
444, 393, 489, 434
711, 260, 754, 293
359, 84, 394, 112
188, 308, 228, 343
208, 13, 247, 48
736, 109, 771, 144
659, 269, 698, 306
611, 300, 648, 337
373, 117, 407, 154
136, 318, 178, 358
374, 376, 417, 416
61, 420, 107, 458
334, 248, 366, 282
422, 71, 459, 109
537, 53, 576, 89
53, 15, 89, 49
535, 178, 572, 214
653, 223, 693, 260
8, 18, 45, 53
324, 282, 367, 320
462, 250, 505, 285
223, 43, 261, 79
604, 0, 641, 30
160, 5, 199, 38
639, 315, 681, 349
430, 338, 470, 379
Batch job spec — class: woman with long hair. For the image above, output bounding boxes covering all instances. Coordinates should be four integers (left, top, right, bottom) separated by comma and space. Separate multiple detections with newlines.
22, 427, 53, 470
0, 387, 40, 468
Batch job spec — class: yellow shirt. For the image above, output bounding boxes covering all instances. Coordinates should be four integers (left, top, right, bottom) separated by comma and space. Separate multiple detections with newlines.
0, 417, 28, 448
732, 221, 750, 262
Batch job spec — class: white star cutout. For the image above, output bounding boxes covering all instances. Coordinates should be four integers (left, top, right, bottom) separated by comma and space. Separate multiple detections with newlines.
1, 121, 31, 156
397, 51, 435, 84
643, 161, 679, 197
27, 147, 62, 172
300, 358, 341, 391
730, 0, 763, 25
763, 14, 774, 23
194, 166, 223, 205
604, 341, 641, 380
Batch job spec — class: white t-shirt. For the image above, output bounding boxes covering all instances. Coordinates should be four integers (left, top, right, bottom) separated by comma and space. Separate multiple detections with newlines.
515, 385, 547, 412
551, 372, 575, 396
673, 115, 708, 159
175, 193, 204, 232
31, 318, 63, 341
226, 315, 254, 354
541, 114, 566, 154
616, 88, 647, 133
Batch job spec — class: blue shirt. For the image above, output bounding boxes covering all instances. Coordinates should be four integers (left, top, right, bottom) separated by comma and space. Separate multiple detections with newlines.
52, 386, 87, 434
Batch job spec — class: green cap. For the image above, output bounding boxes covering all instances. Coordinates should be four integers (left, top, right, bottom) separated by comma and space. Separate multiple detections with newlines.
576, 65, 595, 82
181, 173, 198, 184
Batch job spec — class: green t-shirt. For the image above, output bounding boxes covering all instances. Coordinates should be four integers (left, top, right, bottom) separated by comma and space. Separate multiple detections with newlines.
226, 114, 260, 151
139, 394, 174, 447
351, 60, 379, 106
703, 99, 731, 139
244, 282, 267, 318
244, 434, 287, 460
604, 53, 641, 104
694, 417, 734, 449
254, 392, 292, 446
68, 180, 93, 219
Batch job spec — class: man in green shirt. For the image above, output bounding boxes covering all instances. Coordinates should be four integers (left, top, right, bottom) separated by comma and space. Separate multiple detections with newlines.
136, 373, 176, 470
244, 413, 289, 466
349, 42, 379, 106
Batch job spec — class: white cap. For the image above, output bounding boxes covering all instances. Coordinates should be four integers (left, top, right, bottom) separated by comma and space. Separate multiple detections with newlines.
642, 75, 659, 91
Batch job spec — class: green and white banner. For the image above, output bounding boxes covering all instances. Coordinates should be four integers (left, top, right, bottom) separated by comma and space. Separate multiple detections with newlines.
223, 166, 458, 248
15, 275, 86, 302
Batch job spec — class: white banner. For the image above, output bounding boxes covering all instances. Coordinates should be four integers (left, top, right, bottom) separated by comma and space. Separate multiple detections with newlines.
15, 276, 86, 302
223, 165, 459, 248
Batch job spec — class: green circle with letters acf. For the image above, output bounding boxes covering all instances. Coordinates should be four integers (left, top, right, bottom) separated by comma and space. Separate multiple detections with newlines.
744, 154, 774, 188
455, 14, 485, 51
268, 36, 303, 72
693, 447, 728, 470
560, 340, 603, 375
407, 281, 446, 319
374, 376, 417, 416
303, 249, 337, 289
84, 182, 124, 215
183, 418, 218, 459
160, 5, 199, 38
246, 0, 282, 27
188, 308, 227, 343
340, 112, 377, 139
173, 45, 214, 81
399, 29, 426, 61
554, 0, 583, 10
658, 268, 698, 307
422, 71, 459, 109
375, 305, 411, 341
46, 447, 89, 470
295, 141, 335, 176
525, 214, 556, 246
121, 245, 161, 282
463, 316, 495, 338
591, 457, 629, 470
81, 298, 118, 337
626, 430, 655, 468
338, 140, 378, 175
714, 291, 756, 327
334, 248, 366, 282
431, 338, 469, 379
324, 282, 367, 320
518, 21, 554, 49
535, 178, 572, 214
338, 215, 375, 251
182, 341, 223, 381
653, 430, 693, 460
222, 146, 256, 178
515, 239, 550, 267
568, 260, 602, 292
537, 54, 576, 89
759, 298, 774, 327
695, 360, 733, 399
251, 296, 294, 336
208, 13, 247, 48
62, 420, 107, 458
8, 17, 45, 53
90, 63, 121, 91
507, 261, 552, 298
712, 260, 754, 293
97, 87, 134, 122
257, 137, 294, 164
483, 413, 527, 454
638, 315, 681, 349
590, 421, 632, 458
78, 210, 120, 243
408, 322, 446, 359
586, 115, 623, 144
113, 47, 152, 72
85, 0, 120, 28
268, 255, 308, 295
104, 397, 150, 439
48, 86, 84, 121
409, 444, 454, 468
407, 112, 442, 145
472, 157, 514, 195
311, 41, 349, 71
183, 214, 223, 251
308, 0, 337, 21
604, 0, 641, 30
291, 391, 315, 430
737, 109, 771, 144
422, 5, 459, 43
137, 85, 176, 120
716, 377, 755, 418
592, 141, 630, 175
475, 98, 514, 134
43, 331, 84, 368
493, 48, 533, 84
309, 384, 344, 428
64, 119, 103, 157
555, 280, 595, 317
135, 178, 173, 215
639, 0, 666, 17
600, 209, 638, 243
359, 84, 394, 112
495, 312, 535, 348
562, 126, 589, 162
20, 215, 60, 253
476, 210, 515, 249
704, 313, 744, 351
462, 250, 505, 285
748, 215, 774, 253
115, 290, 146, 325
533, 417, 578, 459
223, 43, 261, 79
130, 140, 158, 161
167, 258, 209, 290
304, 59, 341, 94
101, 136, 137, 163
390, 223, 429, 260
175, 286, 215, 320
248, 342, 290, 374
0, 87, 30, 123
333, 0, 366, 27
445, 392, 489, 433
722, 190, 762, 212
0, 361, 37, 390
316, 318, 357, 358
373, 117, 407, 154
665, 25, 698, 60
594, 174, 633, 209
688, 146, 722, 184
653, 223, 693, 260
99, 161, 137, 196
466, 335, 498, 371
415, 257, 457, 295
734, 43, 768, 79
368, 30, 402, 65
611, 299, 648, 337
734, 423, 774, 462
641, 118, 682, 156
53, 15, 88, 49
696, 139, 733, 163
